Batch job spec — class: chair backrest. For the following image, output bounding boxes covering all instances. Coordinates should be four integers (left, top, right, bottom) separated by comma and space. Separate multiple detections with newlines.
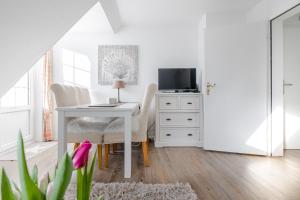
50, 83, 91, 107
75, 86, 91, 105
141, 83, 158, 115
136, 83, 157, 134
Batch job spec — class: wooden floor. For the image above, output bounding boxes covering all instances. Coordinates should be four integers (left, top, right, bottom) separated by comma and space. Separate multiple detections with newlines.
94, 142, 300, 200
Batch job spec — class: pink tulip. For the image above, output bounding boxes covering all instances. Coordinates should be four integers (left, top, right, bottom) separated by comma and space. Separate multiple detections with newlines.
72, 140, 92, 169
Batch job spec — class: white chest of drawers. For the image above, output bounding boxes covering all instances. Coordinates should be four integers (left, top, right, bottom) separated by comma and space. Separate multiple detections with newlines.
155, 92, 203, 147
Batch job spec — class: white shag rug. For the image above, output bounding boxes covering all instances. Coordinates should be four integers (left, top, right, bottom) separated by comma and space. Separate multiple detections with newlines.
65, 182, 198, 200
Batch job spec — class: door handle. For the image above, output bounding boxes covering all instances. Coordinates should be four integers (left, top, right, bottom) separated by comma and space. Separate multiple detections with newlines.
283, 81, 294, 94
166, 118, 172, 121
166, 102, 172, 105
206, 82, 216, 96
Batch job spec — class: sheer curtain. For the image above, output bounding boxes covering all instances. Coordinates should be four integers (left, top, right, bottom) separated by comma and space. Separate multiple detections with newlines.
42, 50, 53, 141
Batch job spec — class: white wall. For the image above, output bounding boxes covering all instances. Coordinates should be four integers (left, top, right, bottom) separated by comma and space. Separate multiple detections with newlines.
0, 110, 30, 151
54, 25, 199, 100
52, 25, 199, 137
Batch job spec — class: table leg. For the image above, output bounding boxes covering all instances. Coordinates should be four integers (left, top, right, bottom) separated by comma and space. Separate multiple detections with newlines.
57, 111, 67, 161
124, 113, 132, 178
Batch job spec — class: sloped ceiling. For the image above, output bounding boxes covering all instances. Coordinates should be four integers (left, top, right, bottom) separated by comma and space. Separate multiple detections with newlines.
0, 0, 98, 96
67, 2, 114, 34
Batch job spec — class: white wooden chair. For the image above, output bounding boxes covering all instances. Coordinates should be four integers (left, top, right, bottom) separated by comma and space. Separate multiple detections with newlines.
103, 83, 158, 167
50, 83, 111, 169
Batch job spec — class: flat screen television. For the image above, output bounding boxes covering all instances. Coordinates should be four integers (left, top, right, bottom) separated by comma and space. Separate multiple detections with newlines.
158, 68, 197, 91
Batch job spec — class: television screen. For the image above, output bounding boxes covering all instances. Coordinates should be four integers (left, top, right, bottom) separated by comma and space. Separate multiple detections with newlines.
158, 68, 197, 91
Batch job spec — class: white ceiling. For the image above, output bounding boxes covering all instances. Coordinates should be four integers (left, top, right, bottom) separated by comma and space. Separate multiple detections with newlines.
68, 2, 113, 33
116, 0, 263, 26
67, 0, 263, 33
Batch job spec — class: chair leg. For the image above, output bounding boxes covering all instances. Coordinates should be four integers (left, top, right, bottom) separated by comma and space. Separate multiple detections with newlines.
97, 144, 102, 170
74, 143, 80, 151
142, 141, 150, 167
104, 144, 110, 168
112, 143, 117, 153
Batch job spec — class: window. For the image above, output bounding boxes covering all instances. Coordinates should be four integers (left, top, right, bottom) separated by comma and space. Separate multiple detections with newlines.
0, 72, 31, 152
0, 73, 30, 108
63, 49, 91, 88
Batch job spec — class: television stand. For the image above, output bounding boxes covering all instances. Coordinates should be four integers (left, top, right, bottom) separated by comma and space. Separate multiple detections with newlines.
155, 92, 203, 147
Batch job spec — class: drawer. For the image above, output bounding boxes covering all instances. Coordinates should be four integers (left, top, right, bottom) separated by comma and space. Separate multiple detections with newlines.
180, 96, 200, 110
160, 112, 200, 127
160, 128, 199, 142
159, 96, 179, 110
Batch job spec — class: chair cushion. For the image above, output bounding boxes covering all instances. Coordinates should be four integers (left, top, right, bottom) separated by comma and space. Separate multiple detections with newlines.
67, 117, 113, 143
103, 116, 147, 144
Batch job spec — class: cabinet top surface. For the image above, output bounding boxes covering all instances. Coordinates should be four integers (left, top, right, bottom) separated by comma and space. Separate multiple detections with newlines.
156, 92, 203, 96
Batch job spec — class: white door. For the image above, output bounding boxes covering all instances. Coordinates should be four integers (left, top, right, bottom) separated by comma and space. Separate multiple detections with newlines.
284, 24, 300, 149
203, 22, 269, 155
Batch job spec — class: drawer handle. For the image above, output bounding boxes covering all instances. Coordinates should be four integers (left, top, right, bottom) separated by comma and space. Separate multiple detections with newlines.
166, 102, 172, 105
187, 102, 193, 105
166, 118, 172, 121
188, 133, 193, 136
166, 134, 172, 137
187, 118, 193, 121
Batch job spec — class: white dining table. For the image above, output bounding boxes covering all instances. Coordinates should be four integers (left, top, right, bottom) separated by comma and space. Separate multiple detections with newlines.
56, 103, 139, 178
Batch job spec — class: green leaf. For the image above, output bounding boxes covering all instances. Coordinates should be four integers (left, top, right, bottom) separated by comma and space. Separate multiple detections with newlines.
77, 151, 97, 200
17, 132, 45, 200
83, 165, 88, 200
12, 182, 21, 198
53, 164, 58, 180
31, 165, 38, 186
0, 168, 16, 200
86, 152, 97, 198
77, 169, 83, 200
39, 173, 50, 195
49, 153, 73, 200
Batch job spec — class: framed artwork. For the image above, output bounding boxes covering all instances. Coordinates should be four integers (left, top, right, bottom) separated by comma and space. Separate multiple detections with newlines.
98, 45, 138, 85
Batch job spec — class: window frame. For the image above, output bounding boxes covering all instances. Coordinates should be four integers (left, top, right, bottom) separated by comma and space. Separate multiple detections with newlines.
62, 49, 91, 88
0, 71, 33, 153
0, 72, 31, 110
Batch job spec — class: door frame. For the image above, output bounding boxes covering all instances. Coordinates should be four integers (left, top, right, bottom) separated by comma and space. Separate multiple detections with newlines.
270, 3, 300, 156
